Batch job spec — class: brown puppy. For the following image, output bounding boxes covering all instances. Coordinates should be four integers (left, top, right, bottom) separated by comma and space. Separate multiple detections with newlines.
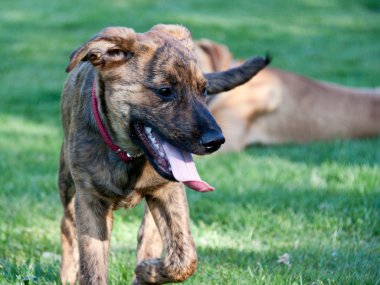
59, 25, 268, 285
196, 39, 380, 152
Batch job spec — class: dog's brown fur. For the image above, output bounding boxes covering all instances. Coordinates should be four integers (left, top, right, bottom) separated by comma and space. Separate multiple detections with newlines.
59, 25, 268, 285
196, 39, 380, 152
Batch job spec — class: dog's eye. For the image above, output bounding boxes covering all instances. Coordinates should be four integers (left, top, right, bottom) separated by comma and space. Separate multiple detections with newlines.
158, 87, 174, 98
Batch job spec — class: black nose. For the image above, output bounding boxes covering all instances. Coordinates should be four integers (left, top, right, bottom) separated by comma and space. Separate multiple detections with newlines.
200, 131, 225, 153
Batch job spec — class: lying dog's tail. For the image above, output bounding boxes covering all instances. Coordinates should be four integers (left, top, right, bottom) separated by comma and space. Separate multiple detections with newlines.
205, 53, 271, 95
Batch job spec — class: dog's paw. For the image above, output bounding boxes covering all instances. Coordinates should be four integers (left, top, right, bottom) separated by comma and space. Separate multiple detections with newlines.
134, 258, 164, 284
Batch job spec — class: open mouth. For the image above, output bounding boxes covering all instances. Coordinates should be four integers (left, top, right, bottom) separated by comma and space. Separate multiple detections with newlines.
133, 122, 174, 181
131, 122, 214, 192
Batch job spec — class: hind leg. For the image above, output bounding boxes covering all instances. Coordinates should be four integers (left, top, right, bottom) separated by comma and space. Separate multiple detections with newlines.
136, 203, 163, 264
58, 145, 79, 284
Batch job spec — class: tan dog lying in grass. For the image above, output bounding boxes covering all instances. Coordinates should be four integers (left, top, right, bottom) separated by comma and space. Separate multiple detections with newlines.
195, 39, 380, 152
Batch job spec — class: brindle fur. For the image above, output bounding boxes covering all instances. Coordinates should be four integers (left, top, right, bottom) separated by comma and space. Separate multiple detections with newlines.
59, 24, 268, 285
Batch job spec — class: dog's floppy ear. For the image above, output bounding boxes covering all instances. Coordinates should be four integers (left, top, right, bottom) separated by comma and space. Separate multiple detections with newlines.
205, 54, 271, 95
196, 39, 233, 72
66, 27, 137, 72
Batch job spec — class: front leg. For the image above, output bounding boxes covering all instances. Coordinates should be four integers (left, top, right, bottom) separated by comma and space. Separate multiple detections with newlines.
134, 183, 197, 284
74, 189, 114, 285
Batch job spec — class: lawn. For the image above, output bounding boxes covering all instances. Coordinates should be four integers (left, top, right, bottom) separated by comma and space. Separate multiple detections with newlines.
0, 0, 379, 284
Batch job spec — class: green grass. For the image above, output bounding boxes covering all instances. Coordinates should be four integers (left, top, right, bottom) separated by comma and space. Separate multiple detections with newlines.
1, 0, 379, 284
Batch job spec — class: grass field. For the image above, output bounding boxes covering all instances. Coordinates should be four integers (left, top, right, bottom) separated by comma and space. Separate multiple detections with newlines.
1, 0, 380, 284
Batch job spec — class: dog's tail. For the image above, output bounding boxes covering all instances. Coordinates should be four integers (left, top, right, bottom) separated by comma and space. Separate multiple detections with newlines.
205, 52, 271, 95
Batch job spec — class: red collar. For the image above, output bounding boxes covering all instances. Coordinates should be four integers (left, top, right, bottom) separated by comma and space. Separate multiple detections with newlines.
91, 79, 136, 162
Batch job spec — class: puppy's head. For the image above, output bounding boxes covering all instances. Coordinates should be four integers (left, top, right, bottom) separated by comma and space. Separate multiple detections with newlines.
66, 25, 268, 181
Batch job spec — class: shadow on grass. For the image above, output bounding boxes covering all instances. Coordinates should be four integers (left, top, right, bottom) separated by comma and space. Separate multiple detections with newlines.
188, 188, 380, 243
244, 138, 380, 167
0, 89, 62, 127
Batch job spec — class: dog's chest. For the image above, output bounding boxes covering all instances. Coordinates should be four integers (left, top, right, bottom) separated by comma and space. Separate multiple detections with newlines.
88, 156, 169, 205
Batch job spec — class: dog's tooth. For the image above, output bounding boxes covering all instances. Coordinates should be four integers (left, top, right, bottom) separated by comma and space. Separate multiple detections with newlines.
144, 126, 162, 152
148, 133, 155, 143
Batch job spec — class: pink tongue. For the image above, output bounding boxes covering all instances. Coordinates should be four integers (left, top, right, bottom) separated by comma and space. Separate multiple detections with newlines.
162, 141, 214, 192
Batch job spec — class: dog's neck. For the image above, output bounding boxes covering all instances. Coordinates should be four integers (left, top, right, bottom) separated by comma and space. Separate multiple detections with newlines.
91, 78, 143, 162
89, 71, 142, 161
